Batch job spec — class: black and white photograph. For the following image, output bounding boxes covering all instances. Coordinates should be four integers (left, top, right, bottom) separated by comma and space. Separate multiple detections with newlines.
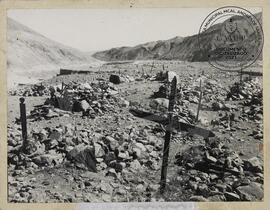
7, 7, 263, 203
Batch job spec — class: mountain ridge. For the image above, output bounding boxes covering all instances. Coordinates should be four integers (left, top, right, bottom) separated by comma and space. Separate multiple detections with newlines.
93, 12, 262, 62
7, 17, 99, 73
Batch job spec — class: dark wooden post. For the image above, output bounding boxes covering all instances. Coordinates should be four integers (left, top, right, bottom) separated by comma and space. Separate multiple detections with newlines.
160, 76, 177, 193
196, 79, 203, 123
19, 97, 28, 150
150, 61, 154, 74
240, 67, 243, 85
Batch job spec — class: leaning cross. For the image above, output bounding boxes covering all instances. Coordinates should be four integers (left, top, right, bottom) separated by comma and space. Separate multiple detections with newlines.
160, 76, 177, 193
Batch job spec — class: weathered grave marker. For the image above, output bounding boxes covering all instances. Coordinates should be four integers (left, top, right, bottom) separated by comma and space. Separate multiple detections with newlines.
19, 97, 28, 150
249, 68, 252, 80
202, 70, 205, 76
196, 79, 203, 123
150, 61, 154, 74
160, 76, 177, 193
240, 67, 243, 85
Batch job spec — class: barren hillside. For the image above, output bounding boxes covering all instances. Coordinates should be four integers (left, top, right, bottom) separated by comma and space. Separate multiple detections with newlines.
93, 13, 262, 62
7, 18, 101, 87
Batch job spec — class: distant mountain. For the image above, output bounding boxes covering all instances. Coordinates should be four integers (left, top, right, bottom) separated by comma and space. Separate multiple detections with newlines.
93, 12, 262, 62
93, 36, 184, 61
7, 18, 99, 74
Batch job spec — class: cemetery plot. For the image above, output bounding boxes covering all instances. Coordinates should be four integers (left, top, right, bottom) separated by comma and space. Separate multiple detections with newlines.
7, 61, 263, 202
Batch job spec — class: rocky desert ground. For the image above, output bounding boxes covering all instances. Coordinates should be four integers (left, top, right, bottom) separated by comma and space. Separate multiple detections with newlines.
7, 60, 263, 202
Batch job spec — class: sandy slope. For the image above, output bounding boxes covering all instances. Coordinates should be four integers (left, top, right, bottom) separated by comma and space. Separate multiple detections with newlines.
7, 18, 103, 88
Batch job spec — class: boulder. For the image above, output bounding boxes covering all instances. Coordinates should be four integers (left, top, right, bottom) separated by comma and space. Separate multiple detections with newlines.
104, 152, 116, 164
104, 136, 119, 151
166, 71, 179, 83
99, 180, 113, 194
67, 144, 97, 172
149, 98, 169, 110
24, 140, 45, 155
197, 183, 210, 197
33, 153, 63, 166
37, 129, 48, 141
207, 195, 226, 201
80, 100, 90, 112
64, 124, 74, 135
205, 151, 217, 163
109, 75, 121, 84
145, 145, 154, 153
106, 168, 118, 178
45, 110, 59, 118
127, 76, 135, 82
120, 100, 130, 108
224, 192, 240, 201
236, 182, 263, 201
212, 102, 224, 111
108, 160, 124, 172
57, 90, 75, 111
131, 147, 142, 159
152, 85, 168, 98
130, 159, 142, 171
94, 143, 105, 158
243, 157, 263, 173
108, 90, 118, 95
135, 184, 145, 193
189, 196, 209, 202
79, 83, 92, 90
133, 142, 146, 152
49, 129, 62, 141
149, 151, 158, 158
118, 151, 130, 160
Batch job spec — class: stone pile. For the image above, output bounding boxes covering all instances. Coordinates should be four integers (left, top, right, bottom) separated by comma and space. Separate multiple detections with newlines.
155, 71, 167, 81
209, 78, 262, 132
8, 123, 163, 176
174, 137, 263, 201
227, 78, 262, 101
174, 106, 197, 125
151, 85, 169, 99
202, 79, 226, 102
27, 81, 129, 121
109, 74, 135, 84
149, 93, 196, 125
226, 78, 263, 124
150, 84, 199, 124
28, 105, 71, 121
9, 84, 49, 97
179, 77, 226, 106
154, 71, 179, 83
242, 97, 262, 124
8, 122, 166, 202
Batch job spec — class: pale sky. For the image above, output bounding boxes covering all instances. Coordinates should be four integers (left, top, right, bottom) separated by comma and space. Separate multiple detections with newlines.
7, 8, 261, 52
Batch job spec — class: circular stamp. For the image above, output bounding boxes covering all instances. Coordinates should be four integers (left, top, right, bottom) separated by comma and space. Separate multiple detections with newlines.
198, 6, 263, 71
